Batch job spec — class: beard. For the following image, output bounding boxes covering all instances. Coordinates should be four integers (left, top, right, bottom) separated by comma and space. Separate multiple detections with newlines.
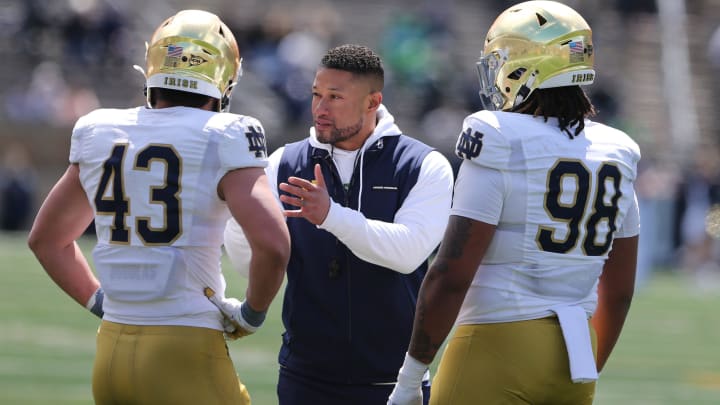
315, 117, 364, 145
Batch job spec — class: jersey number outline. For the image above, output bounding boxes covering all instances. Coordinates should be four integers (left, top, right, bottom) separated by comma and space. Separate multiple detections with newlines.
536, 159, 622, 256
94, 143, 182, 245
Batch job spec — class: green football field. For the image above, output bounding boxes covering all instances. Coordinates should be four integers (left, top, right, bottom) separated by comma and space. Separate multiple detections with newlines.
1, 232, 719, 404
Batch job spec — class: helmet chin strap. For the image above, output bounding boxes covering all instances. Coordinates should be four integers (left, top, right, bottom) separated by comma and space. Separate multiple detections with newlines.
512, 71, 537, 109
132, 64, 147, 77
132, 64, 152, 108
220, 81, 238, 112
219, 62, 242, 112
135, 40, 151, 108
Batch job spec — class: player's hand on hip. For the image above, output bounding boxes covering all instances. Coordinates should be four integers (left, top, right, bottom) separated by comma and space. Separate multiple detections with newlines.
204, 287, 263, 340
279, 163, 330, 225
85, 287, 105, 319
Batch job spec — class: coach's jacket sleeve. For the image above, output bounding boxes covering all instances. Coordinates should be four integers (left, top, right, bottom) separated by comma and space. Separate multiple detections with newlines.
318, 151, 453, 274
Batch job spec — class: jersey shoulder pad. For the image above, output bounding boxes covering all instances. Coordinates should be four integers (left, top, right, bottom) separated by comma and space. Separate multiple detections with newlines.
211, 113, 265, 139
585, 121, 642, 174
70, 108, 137, 163
455, 110, 511, 170
72, 108, 127, 132
216, 114, 269, 169
611, 126, 641, 163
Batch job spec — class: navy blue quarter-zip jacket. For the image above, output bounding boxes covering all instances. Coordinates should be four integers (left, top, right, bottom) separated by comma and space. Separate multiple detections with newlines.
277, 134, 432, 384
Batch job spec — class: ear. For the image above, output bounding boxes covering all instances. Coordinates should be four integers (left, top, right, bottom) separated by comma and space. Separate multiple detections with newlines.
367, 91, 382, 112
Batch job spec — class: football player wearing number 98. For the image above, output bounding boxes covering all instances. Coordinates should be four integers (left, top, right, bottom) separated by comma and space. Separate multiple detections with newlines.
27, 9, 290, 405
388, 2, 640, 404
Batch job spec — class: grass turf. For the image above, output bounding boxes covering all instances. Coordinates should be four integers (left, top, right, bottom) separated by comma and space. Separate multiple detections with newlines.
1, 233, 718, 404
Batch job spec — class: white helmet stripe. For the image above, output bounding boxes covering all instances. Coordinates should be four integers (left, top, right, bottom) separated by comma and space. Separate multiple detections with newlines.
147, 73, 222, 99
538, 69, 596, 89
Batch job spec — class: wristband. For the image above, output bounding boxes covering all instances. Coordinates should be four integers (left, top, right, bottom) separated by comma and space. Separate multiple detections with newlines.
240, 301, 267, 328
85, 287, 105, 319
398, 353, 428, 384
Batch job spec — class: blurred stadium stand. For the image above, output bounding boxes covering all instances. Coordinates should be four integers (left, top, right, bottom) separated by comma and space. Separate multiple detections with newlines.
1, 0, 719, 270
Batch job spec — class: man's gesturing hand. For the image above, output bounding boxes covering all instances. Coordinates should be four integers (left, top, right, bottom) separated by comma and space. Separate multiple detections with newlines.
279, 164, 331, 225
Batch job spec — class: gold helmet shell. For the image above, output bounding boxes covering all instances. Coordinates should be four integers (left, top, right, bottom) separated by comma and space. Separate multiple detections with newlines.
144, 10, 241, 111
477, 1, 595, 111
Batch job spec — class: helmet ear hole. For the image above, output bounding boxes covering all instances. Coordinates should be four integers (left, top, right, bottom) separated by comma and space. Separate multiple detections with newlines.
507, 68, 527, 80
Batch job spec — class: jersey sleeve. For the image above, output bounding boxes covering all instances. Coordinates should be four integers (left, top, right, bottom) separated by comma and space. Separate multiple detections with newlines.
615, 185, 640, 238
217, 116, 269, 173
454, 111, 511, 171
69, 112, 94, 164
613, 130, 641, 238
450, 159, 505, 225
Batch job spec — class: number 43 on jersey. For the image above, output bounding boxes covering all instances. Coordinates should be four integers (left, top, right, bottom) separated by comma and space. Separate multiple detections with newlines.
94, 143, 181, 245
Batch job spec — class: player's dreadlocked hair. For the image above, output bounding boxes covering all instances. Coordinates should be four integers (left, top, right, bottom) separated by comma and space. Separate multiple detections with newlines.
321, 44, 384, 92
511, 86, 597, 139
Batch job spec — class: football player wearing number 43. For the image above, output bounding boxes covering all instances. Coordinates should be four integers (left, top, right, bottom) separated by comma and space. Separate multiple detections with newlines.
388, 1, 640, 405
27, 9, 290, 405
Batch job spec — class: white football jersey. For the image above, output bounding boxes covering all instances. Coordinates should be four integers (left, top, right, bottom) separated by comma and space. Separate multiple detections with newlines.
70, 106, 268, 328
452, 110, 640, 324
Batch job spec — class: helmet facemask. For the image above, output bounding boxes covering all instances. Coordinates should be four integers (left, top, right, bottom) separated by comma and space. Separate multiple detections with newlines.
477, 49, 509, 111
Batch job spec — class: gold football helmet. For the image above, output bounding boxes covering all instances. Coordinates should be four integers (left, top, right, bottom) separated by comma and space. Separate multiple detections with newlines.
477, 1, 595, 111
143, 9, 241, 111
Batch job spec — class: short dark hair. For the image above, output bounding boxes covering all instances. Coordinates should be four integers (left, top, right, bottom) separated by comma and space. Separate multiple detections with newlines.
150, 87, 217, 110
511, 86, 597, 138
320, 44, 384, 91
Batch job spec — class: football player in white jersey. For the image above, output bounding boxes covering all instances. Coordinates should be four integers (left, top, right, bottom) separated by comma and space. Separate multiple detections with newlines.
388, 2, 640, 404
27, 10, 290, 405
